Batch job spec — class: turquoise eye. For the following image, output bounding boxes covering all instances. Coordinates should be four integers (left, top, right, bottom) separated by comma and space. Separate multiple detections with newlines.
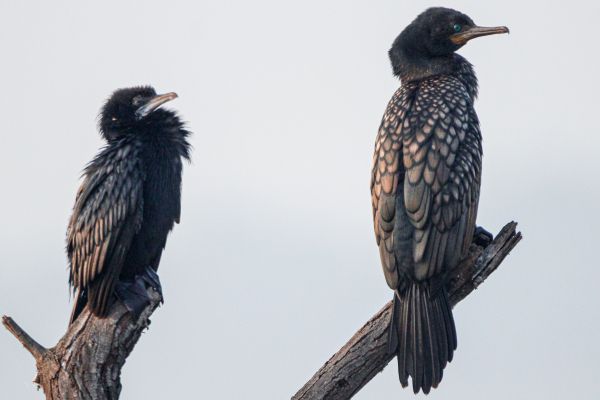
453, 24, 462, 33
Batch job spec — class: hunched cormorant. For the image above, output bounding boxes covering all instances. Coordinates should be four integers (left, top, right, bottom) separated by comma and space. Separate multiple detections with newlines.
67, 86, 191, 324
370, 8, 508, 393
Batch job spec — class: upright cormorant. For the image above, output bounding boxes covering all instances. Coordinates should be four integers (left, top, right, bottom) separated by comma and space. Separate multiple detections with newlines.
370, 8, 508, 393
67, 86, 191, 324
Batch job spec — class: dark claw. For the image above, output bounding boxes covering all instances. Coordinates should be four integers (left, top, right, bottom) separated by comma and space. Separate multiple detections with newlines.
473, 226, 494, 248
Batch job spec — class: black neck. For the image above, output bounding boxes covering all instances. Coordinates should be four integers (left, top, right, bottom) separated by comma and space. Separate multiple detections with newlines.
391, 47, 458, 83
391, 51, 478, 97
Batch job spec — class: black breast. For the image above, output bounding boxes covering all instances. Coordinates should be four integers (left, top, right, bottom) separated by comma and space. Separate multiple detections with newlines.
121, 137, 184, 277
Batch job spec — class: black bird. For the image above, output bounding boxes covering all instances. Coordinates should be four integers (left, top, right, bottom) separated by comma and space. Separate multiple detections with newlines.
67, 86, 191, 324
371, 8, 507, 393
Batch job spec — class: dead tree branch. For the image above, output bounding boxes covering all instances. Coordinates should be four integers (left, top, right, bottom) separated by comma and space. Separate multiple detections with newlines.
292, 221, 522, 400
3, 285, 162, 400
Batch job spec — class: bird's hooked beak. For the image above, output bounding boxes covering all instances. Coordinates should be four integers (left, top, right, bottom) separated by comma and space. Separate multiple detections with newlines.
450, 25, 509, 46
135, 92, 178, 119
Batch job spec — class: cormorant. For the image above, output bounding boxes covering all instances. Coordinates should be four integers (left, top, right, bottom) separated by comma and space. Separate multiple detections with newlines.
370, 8, 508, 393
67, 86, 191, 324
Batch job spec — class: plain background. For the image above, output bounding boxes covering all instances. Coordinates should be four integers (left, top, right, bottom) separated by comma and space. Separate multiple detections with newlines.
1, 1, 599, 399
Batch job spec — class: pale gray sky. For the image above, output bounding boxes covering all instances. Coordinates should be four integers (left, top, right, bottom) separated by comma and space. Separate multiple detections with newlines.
1, 1, 599, 399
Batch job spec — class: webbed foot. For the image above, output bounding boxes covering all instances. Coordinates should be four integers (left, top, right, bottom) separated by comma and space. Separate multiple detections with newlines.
115, 267, 163, 319
473, 226, 494, 248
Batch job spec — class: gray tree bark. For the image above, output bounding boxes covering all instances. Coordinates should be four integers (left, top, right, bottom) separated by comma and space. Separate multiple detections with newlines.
4, 222, 520, 400
292, 221, 522, 400
3, 285, 162, 400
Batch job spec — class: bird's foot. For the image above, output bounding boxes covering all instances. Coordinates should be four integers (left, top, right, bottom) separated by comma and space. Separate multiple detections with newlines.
473, 226, 494, 248
141, 266, 163, 304
115, 279, 151, 319
115, 268, 163, 319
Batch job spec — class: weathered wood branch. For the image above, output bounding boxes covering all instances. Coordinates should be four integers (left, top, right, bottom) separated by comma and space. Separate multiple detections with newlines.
3, 285, 162, 400
292, 221, 522, 400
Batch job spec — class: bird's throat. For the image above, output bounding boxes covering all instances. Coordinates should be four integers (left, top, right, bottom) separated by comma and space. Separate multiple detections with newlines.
393, 51, 458, 83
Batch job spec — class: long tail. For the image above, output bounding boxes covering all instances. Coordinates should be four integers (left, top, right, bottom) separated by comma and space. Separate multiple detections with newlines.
388, 283, 457, 394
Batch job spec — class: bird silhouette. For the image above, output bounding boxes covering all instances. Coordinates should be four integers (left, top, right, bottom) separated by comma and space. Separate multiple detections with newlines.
371, 7, 508, 393
67, 86, 191, 324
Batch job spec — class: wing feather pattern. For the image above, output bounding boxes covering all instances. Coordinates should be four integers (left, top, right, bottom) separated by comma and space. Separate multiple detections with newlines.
67, 139, 144, 321
371, 75, 482, 285
371, 85, 415, 289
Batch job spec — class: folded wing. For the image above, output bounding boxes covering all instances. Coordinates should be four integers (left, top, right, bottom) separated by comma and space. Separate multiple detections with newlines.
67, 141, 144, 319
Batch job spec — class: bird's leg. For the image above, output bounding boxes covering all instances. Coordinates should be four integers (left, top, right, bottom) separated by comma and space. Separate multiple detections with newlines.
115, 268, 163, 319
473, 226, 494, 248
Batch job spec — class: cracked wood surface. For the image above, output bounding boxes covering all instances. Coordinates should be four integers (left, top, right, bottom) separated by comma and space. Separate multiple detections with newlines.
3, 286, 162, 400
292, 221, 521, 400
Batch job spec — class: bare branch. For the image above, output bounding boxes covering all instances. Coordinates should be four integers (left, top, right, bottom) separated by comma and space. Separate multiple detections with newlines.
292, 221, 522, 400
2, 316, 47, 361
3, 284, 162, 399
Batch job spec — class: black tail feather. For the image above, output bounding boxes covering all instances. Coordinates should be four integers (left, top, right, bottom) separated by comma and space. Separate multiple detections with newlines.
389, 283, 457, 394
69, 277, 114, 325
69, 289, 88, 325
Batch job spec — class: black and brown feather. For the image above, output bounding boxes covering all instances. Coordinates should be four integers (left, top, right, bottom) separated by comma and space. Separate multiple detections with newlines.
67, 139, 144, 318
66, 86, 191, 324
372, 47, 483, 392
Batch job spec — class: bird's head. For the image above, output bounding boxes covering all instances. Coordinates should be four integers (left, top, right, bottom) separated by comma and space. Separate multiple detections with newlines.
99, 86, 179, 141
389, 8, 508, 79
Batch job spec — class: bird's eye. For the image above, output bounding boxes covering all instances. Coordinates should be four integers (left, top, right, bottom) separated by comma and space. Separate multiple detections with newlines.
453, 24, 462, 33
132, 95, 143, 106
111, 117, 118, 122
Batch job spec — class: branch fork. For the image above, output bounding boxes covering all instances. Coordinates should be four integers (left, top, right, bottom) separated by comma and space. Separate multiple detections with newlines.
3, 285, 162, 399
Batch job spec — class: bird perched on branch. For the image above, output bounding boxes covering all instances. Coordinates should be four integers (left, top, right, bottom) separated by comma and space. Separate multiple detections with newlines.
370, 8, 508, 393
67, 86, 191, 324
